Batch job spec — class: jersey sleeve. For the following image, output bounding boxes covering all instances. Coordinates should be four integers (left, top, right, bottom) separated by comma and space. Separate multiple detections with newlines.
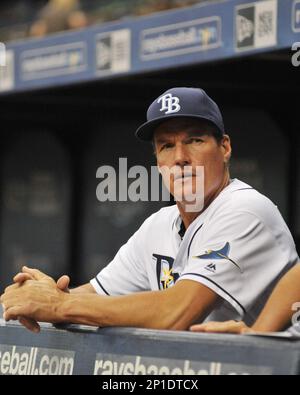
178, 209, 293, 318
90, 218, 152, 296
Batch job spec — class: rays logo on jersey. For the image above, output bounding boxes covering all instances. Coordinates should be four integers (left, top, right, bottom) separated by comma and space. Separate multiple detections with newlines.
153, 254, 180, 290
193, 242, 243, 273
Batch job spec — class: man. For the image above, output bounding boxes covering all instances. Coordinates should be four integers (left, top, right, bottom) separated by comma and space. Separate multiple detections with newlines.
190, 263, 300, 334
1, 87, 299, 333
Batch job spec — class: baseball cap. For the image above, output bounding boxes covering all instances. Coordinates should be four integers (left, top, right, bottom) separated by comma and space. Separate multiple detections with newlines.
135, 87, 225, 141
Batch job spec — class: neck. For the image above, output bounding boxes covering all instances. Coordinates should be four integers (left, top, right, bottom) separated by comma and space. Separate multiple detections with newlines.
177, 172, 230, 229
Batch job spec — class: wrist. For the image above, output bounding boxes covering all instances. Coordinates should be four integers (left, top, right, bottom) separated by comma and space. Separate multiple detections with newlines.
56, 292, 75, 322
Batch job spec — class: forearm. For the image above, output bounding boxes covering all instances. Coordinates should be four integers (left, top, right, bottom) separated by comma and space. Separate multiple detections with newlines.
60, 281, 217, 330
1, 277, 218, 331
61, 290, 182, 329
252, 264, 300, 332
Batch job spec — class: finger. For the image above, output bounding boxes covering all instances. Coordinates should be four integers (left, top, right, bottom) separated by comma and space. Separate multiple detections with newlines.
3, 309, 17, 321
1, 290, 22, 309
189, 324, 207, 332
212, 321, 241, 333
56, 275, 70, 292
4, 306, 28, 322
190, 321, 227, 332
1, 295, 22, 311
190, 320, 249, 334
190, 321, 231, 333
18, 317, 40, 333
13, 273, 33, 284
22, 267, 52, 282
3, 283, 21, 294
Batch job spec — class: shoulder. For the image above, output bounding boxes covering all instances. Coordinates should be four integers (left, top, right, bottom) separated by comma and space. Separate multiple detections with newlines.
228, 181, 280, 221
211, 179, 284, 229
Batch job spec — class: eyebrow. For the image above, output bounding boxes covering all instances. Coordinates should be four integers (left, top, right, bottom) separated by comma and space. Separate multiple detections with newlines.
155, 130, 209, 144
155, 138, 170, 145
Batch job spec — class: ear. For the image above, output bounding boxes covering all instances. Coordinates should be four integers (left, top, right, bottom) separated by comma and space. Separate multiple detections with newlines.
222, 135, 232, 163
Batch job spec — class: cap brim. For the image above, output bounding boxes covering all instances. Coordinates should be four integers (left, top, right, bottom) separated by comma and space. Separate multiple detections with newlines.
135, 114, 223, 142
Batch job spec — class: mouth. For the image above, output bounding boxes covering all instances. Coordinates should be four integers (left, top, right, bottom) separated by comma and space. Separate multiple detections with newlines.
174, 173, 195, 181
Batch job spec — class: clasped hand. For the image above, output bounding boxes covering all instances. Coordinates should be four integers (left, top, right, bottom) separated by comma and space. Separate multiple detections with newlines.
0, 267, 70, 332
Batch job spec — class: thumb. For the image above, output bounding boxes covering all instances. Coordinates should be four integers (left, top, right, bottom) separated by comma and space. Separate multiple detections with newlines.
56, 275, 70, 292
18, 317, 40, 333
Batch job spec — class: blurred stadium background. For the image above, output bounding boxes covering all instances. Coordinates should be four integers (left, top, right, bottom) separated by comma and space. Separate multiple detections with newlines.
0, 0, 202, 42
0, 0, 298, 290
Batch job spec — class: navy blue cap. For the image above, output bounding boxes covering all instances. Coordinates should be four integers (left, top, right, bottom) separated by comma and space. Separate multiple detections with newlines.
135, 87, 225, 141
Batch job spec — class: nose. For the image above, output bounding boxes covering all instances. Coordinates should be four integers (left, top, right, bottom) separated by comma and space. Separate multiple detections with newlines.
173, 143, 191, 167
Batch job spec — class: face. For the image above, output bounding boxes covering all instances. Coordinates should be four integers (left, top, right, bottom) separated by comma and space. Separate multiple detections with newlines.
153, 118, 231, 211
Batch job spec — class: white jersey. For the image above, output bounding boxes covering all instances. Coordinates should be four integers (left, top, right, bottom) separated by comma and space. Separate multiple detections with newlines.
90, 179, 299, 325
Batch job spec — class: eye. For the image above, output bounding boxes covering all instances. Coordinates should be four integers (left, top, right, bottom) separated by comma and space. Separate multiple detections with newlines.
186, 138, 204, 145
160, 143, 174, 151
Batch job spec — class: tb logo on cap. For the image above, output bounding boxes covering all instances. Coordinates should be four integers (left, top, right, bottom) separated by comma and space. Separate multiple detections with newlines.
158, 93, 181, 115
